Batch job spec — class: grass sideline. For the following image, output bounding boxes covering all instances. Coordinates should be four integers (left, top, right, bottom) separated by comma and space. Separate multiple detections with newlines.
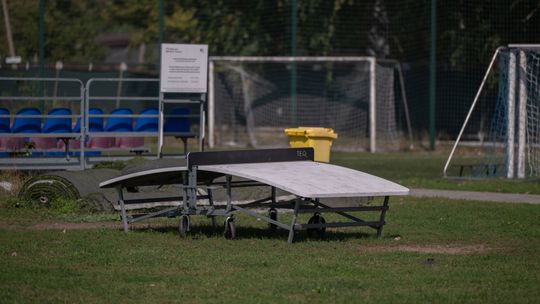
0, 197, 539, 303
0, 151, 539, 302
331, 151, 540, 194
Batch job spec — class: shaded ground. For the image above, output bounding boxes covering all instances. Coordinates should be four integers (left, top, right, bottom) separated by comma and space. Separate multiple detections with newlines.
0, 220, 496, 255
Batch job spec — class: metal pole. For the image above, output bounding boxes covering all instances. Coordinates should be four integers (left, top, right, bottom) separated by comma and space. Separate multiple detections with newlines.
116, 62, 127, 108
199, 93, 206, 152
396, 63, 414, 149
506, 51, 516, 179
208, 60, 215, 148
442, 48, 502, 177
158, 92, 164, 158
1, 0, 15, 58
369, 58, 376, 153
517, 50, 527, 179
158, 0, 164, 45
53, 61, 62, 100
39, 0, 46, 112
290, 0, 297, 126
429, 0, 437, 150
39, 0, 45, 77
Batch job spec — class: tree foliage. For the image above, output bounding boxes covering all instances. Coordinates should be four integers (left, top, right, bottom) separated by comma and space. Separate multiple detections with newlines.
0, 0, 539, 68
0, 0, 105, 62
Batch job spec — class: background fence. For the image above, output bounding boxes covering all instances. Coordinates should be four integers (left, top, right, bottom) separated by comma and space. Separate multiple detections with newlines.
1, 0, 539, 149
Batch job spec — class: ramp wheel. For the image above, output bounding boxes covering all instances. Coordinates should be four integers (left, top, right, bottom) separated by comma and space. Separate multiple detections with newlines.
223, 216, 236, 240
307, 213, 326, 237
268, 208, 278, 231
178, 215, 190, 237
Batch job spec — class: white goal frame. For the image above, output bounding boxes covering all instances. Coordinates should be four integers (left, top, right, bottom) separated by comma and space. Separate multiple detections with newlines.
208, 56, 412, 153
443, 44, 540, 178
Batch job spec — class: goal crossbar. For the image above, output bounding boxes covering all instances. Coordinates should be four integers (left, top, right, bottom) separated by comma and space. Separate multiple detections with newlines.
208, 56, 411, 152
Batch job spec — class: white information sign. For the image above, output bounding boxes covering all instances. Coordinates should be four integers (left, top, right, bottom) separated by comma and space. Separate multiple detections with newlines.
160, 43, 208, 93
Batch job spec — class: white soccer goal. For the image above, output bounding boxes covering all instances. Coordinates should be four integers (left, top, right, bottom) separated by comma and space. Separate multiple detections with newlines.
207, 56, 412, 152
444, 45, 540, 179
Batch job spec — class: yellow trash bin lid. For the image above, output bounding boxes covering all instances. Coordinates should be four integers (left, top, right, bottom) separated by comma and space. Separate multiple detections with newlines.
284, 127, 337, 162
284, 126, 338, 139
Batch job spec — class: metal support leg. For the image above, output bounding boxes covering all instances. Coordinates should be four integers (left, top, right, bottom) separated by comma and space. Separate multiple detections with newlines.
182, 171, 188, 214
61, 138, 71, 161
188, 168, 197, 210
116, 187, 128, 233
207, 187, 217, 228
181, 137, 188, 155
268, 186, 278, 230
225, 175, 233, 212
376, 196, 390, 238
287, 198, 301, 243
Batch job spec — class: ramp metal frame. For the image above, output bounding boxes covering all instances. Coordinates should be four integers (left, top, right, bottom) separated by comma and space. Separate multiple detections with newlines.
101, 148, 408, 243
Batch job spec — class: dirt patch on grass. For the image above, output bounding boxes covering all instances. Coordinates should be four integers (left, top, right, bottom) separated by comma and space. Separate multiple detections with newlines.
0, 221, 175, 231
31, 221, 123, 230
361, 244, 492, 254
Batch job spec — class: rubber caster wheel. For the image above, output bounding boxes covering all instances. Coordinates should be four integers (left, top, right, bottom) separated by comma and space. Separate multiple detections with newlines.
178, 215, 190, 237
307, 213, 326, 237
268, 208, 278, 231
223, 216, 236, 240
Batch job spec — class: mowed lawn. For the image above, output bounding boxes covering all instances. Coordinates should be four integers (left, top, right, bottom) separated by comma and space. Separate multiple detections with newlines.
0, 151, 539, 303
332, 151, 540, 194
1, 198, 539, 303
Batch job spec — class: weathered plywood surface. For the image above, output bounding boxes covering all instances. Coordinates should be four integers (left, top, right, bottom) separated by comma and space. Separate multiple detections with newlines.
199, 161, 409, 198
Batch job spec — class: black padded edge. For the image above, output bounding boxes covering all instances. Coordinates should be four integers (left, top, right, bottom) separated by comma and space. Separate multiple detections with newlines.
187, 148, 314, 168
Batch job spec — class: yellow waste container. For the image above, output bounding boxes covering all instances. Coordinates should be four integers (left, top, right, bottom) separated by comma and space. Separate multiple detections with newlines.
284, 127, 338, 162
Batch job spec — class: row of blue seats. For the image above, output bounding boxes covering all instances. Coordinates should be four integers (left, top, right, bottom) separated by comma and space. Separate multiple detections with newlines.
0, 107, 191, 135
0, 107, 192, 156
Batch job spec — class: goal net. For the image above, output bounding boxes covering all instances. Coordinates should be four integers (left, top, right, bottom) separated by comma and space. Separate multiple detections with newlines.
208, 57, 411, 152
444, 45, 540, 178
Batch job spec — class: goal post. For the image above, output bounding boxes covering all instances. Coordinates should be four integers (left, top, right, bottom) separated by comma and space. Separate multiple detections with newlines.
207, 56, 412, 153
443, 44, 540, 179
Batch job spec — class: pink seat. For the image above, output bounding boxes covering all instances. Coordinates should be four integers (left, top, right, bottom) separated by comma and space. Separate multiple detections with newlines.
1, 138, 25, 151
115, 137, 145, 149
0, 137, 14, 150
30, 137, 58, 150
87, 137, 114, 149
57, 138, 83, 150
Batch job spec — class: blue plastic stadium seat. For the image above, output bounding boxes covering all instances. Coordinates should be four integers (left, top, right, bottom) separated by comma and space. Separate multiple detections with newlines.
87, 108, 113, 149
134, 108, 159, 132
114, 108, 151, 149
164, 107, 190, 133
32, 108, 73, 151
0, 108, 10, 133
89, 107, 105, 132
106, 108, 133, 132
12, 108, 41, 134
73, 117, 81, 133
43, 108, 72, 133
105, 108, 134, 149
36, 108, 73, 153
11, 108, 41, 152
0, 108, 11, 155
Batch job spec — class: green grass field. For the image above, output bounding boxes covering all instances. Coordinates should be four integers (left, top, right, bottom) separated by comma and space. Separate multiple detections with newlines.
0, 151, 539, 303
332, 151, 540, 194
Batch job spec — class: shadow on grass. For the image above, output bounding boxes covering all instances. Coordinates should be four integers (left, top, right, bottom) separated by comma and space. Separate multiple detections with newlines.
130, 222, 384, 243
